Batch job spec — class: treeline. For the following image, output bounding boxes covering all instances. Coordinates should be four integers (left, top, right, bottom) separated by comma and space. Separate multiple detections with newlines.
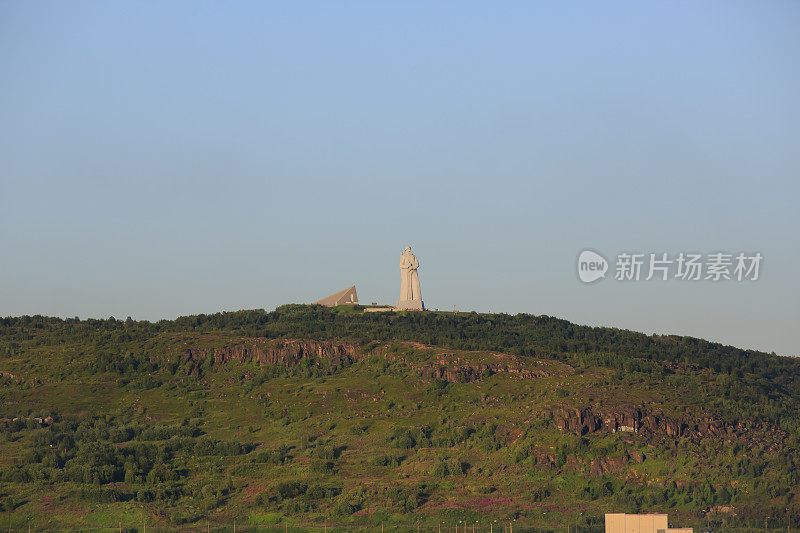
2, 305, 796, 384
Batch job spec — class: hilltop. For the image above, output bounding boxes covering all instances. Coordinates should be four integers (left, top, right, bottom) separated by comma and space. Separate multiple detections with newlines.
1, 305, 798, 531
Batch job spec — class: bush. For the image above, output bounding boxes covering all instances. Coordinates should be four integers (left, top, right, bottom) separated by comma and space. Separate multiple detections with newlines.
0, 496, 19, 512
332, 500, 357, 516
389, 426, 431, 449
391, 428, 416, 449
314, 445, 337, 460
169, 509, 196, 525
532, 487, 551, 502
332, 488, 364, 516
432, 457, 468, 477
75, 487, 127, 503
253, 444, 292, 465
310, 460, 334, 474
388, 486, 425, 512
284, 499, 312, 513
276, 481, 307, 500
349, 422, 369, 435
372, 454, 404, 467
305, 484, 340, 500
433, 426, 473, 447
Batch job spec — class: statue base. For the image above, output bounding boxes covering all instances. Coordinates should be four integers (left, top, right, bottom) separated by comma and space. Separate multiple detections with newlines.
395, 299, 425, 311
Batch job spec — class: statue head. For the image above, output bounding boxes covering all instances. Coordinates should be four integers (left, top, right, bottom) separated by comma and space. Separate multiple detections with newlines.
404, 246, 412, 253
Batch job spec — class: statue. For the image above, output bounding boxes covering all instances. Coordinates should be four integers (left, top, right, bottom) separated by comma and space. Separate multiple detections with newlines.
396, 246, 424, 310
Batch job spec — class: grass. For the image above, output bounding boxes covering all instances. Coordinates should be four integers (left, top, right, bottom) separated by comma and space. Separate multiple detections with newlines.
0, 313, 797, 531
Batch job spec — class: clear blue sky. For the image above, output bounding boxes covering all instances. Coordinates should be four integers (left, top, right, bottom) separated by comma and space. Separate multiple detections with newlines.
1, 1, 798, 355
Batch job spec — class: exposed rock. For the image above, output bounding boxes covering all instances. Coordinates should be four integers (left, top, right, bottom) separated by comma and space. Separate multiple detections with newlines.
211, 339, 358, 367
0, 371, 22, 382
554, 406, 603, 435
709, 505, 737, 516
552, 405, 691, 438
386, 343, 573, 384
588, 456, 626, 475
417, 362, 493, 383
177, 339, 360, 376
172, 338, 571, 384
550, 404, 785, 447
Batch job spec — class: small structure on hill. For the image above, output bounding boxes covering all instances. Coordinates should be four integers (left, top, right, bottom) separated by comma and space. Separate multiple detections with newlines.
315, 285, 358, 307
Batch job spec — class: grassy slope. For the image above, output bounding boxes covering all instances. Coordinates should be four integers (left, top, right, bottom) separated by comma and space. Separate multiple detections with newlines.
0, 307, 798, 531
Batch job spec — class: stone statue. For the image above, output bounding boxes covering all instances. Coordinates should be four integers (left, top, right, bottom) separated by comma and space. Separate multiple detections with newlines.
396, 246, 424, 310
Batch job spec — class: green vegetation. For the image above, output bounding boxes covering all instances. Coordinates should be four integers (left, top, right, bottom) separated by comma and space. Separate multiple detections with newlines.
0, 305, 798, 530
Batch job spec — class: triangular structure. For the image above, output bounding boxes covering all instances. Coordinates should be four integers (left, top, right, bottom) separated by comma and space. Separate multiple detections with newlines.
315, 285, 358, 307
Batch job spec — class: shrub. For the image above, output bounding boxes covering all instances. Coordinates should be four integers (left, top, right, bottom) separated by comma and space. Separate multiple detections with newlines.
284, 499, 312, 513
276, 481, 307, 500
391, 428, 416, 449
305, 484, 340, 500
532, 487, 551, 502
372, 454, 404, 467
0, 496, 19, 512
349, 423, 369, 435
310, 460, 334, 474
332, 500, 357, 516
314, 445, 337, 460
432, 457, 468, 477
253, 444, 292, 465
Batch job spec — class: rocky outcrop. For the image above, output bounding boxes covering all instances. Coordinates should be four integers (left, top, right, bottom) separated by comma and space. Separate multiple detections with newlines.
385, 343, 573, 384
550, 405, 785, 448
417, 362, 494, 383
177, 339, 360, 376
527, 446, 641, 474
209, 339, 358, 367
552, 405, 689, 438
415, 359, 559, 383
170, 338, 571, 383
588, 455, 630, 475
0, 371, 22, 382
553, 406, 605, 435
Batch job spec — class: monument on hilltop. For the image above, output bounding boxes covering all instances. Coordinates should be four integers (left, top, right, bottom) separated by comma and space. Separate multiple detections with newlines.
314, 247, 426, 311
396, 246, 424, 311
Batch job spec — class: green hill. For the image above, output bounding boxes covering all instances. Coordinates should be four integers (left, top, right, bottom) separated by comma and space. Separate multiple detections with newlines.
1, 305, 798, 531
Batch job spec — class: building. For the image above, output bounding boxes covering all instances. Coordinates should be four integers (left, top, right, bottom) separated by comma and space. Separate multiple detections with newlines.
605, 513, 692, 533
314, 285, 358, 307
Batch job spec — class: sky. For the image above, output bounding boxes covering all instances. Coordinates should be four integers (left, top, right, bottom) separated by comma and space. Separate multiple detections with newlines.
1, 1, 798, 356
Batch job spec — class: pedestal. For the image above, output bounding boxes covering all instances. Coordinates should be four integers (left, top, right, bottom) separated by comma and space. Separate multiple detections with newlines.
395, 299, 425, 311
